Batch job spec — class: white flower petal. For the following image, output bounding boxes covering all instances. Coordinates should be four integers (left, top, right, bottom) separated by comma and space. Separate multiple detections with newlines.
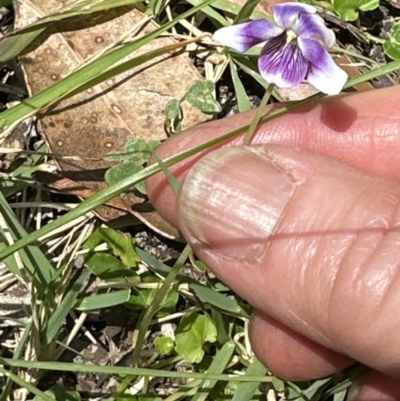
299, 37, 348, 95
213, 19, 283, 52
294, 13, 336, 48
273, 2, 316, 29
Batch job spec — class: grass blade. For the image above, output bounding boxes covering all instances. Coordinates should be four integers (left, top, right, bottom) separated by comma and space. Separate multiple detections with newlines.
0, 358, 273, 382
45, 269, 91, 344
0, 192, 55, 286
231, 358, 268, 401
234, 0, 263, 24
230, 60, 252, 112
0, 366, 55, 401
191, 341, 235, 401
76, 289, 130, 311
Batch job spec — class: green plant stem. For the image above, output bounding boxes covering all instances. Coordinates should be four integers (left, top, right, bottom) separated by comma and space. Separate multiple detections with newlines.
242, 84, 275, 145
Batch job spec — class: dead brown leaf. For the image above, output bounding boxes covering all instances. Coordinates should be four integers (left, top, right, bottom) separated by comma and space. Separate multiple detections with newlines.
15, 0, 208, 238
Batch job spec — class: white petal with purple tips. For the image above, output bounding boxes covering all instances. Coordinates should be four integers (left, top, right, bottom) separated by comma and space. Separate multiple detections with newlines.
299, 37, 347, 95
273, 2, 316, 29
258, 34, 308, 88
213, 19, 283, 52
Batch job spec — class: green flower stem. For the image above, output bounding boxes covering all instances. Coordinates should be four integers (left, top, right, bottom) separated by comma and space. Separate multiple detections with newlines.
242, 83, 275, 145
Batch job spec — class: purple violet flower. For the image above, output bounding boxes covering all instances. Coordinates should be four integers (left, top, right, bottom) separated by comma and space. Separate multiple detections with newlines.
213, 2, 348, 95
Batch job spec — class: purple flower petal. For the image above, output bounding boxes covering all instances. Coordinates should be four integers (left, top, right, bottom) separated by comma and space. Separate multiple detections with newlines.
273, 2, 316, 29
294, 13, 335, 48
213, 19, 284, 52
299, 37, 348, 95
258, 33, 308, 88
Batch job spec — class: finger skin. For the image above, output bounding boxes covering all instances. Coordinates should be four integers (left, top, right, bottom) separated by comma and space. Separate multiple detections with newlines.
146, 85, 400, 384
249, 310, 354, 380
147, 85, 400, 228
347, 371, 400, 400
176, 145, 400, 377
250, 312, 400, 400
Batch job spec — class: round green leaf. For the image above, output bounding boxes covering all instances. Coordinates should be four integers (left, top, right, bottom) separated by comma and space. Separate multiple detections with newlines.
384, 22, 400, 60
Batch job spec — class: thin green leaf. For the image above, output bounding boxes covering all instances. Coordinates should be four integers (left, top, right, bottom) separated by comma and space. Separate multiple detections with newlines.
149, 0, 164, 16
229, 61, 252, 112
0, 366, 55, 401
234, 0, 262, 24
45, 269, 91, 344
212, 0, 267, 19
211, 309, 230, 345
191, 342, 235, 401
0, 192, 55, 286
189, 282, 248, 317
231, 358, 268, 401
0, 358, 274, 382
0, 29, 46, 64
185, 0, 229, 26
154, 154, 180, 194
76, 289, 130, 311
0, 320, 33, 401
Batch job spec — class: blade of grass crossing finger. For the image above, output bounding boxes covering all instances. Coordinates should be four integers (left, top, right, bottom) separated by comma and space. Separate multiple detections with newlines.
191, 341, 235, 401
230, 60, 252, 112
0, 0, 217, 129
45, 269, 91, 344
234, 0, 262, 23
0, 192, 55, 285
2, 58, 400, 262
231, 358, 268, 401
0, 366, 55, 401
154, 154, 180, 194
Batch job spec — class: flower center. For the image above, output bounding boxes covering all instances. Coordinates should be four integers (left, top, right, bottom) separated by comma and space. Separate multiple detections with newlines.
286, 29, 298, 44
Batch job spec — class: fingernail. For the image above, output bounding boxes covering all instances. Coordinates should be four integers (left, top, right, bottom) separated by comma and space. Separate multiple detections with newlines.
178, 147, 297, 260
